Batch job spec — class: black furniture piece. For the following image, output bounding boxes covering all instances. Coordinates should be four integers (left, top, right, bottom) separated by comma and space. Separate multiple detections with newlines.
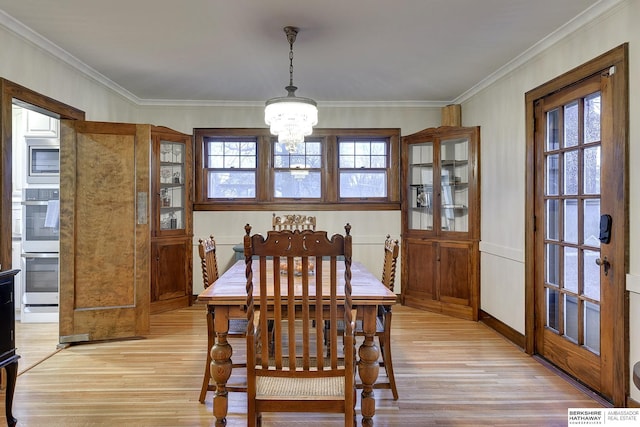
0, 269, 19, 427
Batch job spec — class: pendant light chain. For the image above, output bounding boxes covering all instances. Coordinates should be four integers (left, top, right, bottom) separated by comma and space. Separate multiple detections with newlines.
289, 39, 294, 88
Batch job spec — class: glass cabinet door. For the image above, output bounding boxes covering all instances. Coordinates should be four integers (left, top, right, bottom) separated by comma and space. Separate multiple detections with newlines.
159, 140, 185, 231
408, 142, 434, 230
440, 136, 469, 232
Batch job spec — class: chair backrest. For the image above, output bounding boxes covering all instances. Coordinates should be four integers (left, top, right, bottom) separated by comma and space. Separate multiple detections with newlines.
244, 223, 354, 381
272, 212, 317, 231
198, 235, 219, 288
381, 235, 399, 291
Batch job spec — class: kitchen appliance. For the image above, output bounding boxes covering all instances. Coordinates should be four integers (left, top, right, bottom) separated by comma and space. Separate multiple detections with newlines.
21, 252, 59, 306
26, 138, 60, 184
20, 187, 60, 322
21, 188, 59, 253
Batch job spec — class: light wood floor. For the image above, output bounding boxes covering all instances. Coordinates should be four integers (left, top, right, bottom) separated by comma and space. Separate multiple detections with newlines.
2, 304, 603, 426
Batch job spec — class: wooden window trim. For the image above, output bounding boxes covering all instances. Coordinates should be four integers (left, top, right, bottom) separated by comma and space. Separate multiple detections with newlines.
193, 128, 401, 211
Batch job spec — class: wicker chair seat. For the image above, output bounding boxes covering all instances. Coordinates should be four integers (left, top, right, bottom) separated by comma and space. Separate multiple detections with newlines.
256, 376, 345, 400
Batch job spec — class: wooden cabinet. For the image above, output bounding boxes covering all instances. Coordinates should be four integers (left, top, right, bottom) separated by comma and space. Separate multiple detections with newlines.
150, 127, 193, 314
400, 126, 480, 321
1, 269, 19, 427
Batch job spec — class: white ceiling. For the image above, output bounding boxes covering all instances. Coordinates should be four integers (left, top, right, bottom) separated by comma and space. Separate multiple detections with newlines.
0, 0, 608, 105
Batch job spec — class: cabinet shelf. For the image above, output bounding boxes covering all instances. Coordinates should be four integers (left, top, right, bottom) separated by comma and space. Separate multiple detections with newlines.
160, 206, 183, 212
441, 159, 468, 166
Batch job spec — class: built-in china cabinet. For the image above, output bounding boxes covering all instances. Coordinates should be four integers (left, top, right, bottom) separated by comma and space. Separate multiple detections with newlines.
150, 127, 193, 314
400, 126, 480, 321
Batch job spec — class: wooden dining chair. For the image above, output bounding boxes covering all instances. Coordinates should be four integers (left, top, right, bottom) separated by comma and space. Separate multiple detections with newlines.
356, 234, 399, 400
327, 234, 399, 400
243, 224, 356, 426
197, 235, 247, 403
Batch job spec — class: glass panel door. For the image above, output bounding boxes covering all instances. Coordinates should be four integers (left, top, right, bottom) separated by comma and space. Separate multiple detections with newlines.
440, 137, 469, 232
408, 142, 433, 230
159, 141, 185, 231
543, 91, 601, 353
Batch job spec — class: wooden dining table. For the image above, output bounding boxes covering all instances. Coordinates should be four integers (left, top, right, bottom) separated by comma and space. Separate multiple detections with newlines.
198, 258, 397, 426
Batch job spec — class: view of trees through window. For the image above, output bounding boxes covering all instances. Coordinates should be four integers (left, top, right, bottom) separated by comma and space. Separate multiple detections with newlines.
339, 139, 387, 198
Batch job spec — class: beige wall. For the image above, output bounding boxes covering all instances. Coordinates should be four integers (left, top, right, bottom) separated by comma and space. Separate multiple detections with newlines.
462, 0, 640, 402
0, 23, 137, 122
2, 0, 638, 402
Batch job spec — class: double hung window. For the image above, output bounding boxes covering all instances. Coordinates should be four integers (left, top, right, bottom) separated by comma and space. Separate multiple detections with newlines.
194, 128, 399, 210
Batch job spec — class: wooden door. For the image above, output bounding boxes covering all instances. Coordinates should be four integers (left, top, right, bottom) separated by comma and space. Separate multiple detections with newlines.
59, 120, 150, 343
530, 48, 627, 404
402, 237, 436, 307
150, 238, 191, 314
439, 240, 477, 320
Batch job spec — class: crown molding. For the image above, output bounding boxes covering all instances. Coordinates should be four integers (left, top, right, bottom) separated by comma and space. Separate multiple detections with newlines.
453, 0, 626, 104
0, 9, 452, 109
1, 0, 624, 109
0, 9, 143, 104
137, 98, 448, 108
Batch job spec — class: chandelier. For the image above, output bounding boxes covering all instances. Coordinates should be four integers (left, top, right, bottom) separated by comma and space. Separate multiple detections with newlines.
265, 26, 318, 153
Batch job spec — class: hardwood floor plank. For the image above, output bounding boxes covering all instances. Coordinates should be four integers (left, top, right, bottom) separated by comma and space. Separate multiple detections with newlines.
2, 304, 603, 426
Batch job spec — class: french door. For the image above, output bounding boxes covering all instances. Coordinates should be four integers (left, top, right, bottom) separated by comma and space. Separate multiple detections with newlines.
528, 45, 628, 405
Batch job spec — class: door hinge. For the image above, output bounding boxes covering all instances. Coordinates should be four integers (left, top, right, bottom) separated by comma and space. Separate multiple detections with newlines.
603, 65, 616, 77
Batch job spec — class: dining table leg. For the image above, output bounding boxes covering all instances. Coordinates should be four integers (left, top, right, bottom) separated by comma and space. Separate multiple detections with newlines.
358, 305, 380, 427
210, 305, 232, 426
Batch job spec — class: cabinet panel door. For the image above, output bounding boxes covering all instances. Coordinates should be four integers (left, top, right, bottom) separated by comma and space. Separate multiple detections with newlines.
438, 241, 471, 305
0, 278, 14, 356
153, 240, 189, 302
405, 238, 436, 299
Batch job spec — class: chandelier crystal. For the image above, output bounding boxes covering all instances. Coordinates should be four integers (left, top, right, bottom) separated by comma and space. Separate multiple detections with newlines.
265, 26, 318, 153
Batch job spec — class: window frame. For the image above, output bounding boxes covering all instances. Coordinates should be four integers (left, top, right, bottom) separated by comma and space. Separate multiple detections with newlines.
337, 136, 391, 201
194, 128, 400, 211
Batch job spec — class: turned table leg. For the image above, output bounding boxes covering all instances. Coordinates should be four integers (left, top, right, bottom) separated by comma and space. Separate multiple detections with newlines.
358, 305, 380, 427
210, 305, 232, 427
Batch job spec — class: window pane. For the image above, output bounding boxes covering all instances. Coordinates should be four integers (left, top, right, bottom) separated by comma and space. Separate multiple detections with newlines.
274, 171, 321, 198
339, 171, 386, 198
583, 249, 600, 301
546, 154, 559, 196
583, 199, 601, 247
565, 294, 578, 343
546, 243, 560, 286
584, 92, 601, 143
546, 199, 559, 241
564, 246, 578, 293
583, 146, 600, 195
547, 288, 559, 331
564, 101, 578, 147
547, 108, 560, 151
208, 171, 255, 198
584, 301, 600, 353
274, 141, 322, 169
564, 150, 578, 195
206, 140, 256, 169
564, 199, 578, 244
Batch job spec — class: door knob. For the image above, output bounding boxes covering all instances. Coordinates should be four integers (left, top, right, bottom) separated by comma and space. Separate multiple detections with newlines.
595, 256, 610, 276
